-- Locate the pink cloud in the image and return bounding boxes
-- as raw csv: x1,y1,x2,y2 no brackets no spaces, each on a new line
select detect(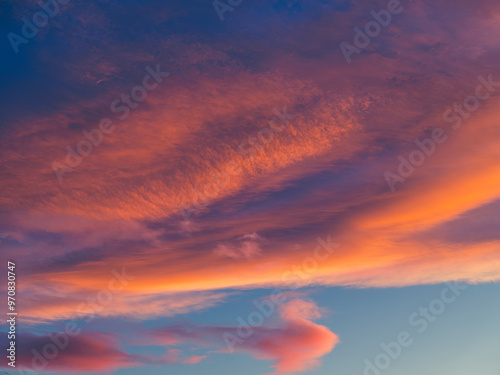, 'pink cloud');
149,298,339,374
15,332,179,374
182,355,207,364
241,299,339,374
